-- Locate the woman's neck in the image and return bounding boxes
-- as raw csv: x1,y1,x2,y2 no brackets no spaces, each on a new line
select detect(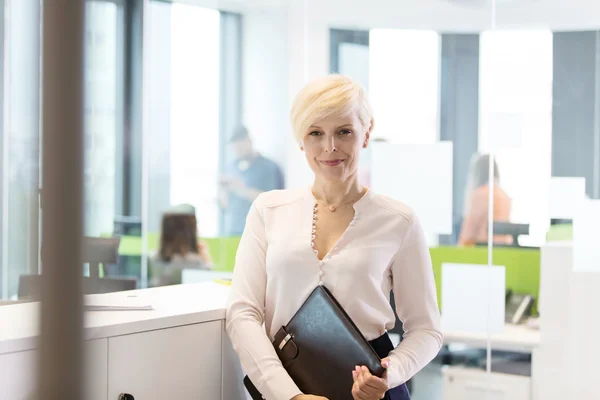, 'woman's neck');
312,176,364,206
